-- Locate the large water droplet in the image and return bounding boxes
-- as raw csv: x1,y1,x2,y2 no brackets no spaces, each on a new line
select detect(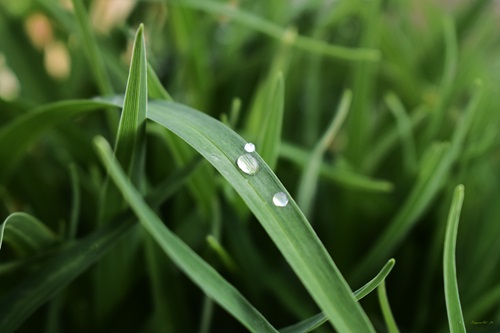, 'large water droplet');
237,154,260,175
272,192,288,207
244,142,256,153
